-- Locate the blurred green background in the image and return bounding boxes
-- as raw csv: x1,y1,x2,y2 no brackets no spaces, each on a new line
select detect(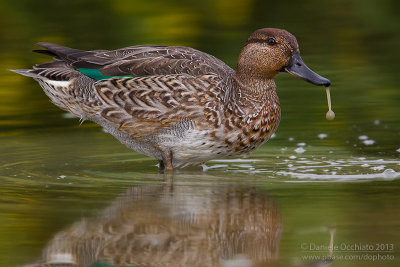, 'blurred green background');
0,0,400,266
